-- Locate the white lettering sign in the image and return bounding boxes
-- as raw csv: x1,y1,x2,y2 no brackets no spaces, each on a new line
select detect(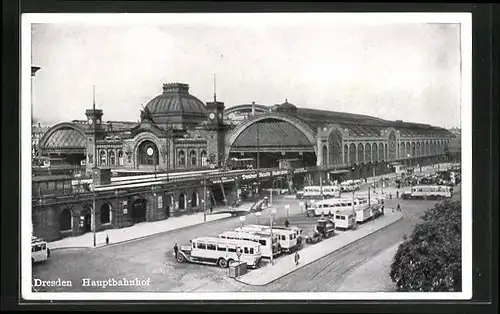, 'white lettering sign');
158,196,163,208
260,172,271,177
